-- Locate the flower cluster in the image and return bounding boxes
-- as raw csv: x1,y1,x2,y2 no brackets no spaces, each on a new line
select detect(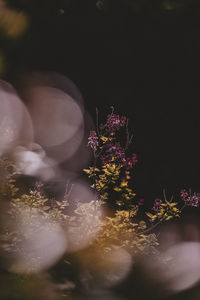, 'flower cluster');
85,107,137,207
106,113,126,131
152,198,162,211
88,130,99,150
101,142,125,164
124,153,138,169
146,199,180,222
146,189,199,224
180,189,200,207
1,108,200,300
